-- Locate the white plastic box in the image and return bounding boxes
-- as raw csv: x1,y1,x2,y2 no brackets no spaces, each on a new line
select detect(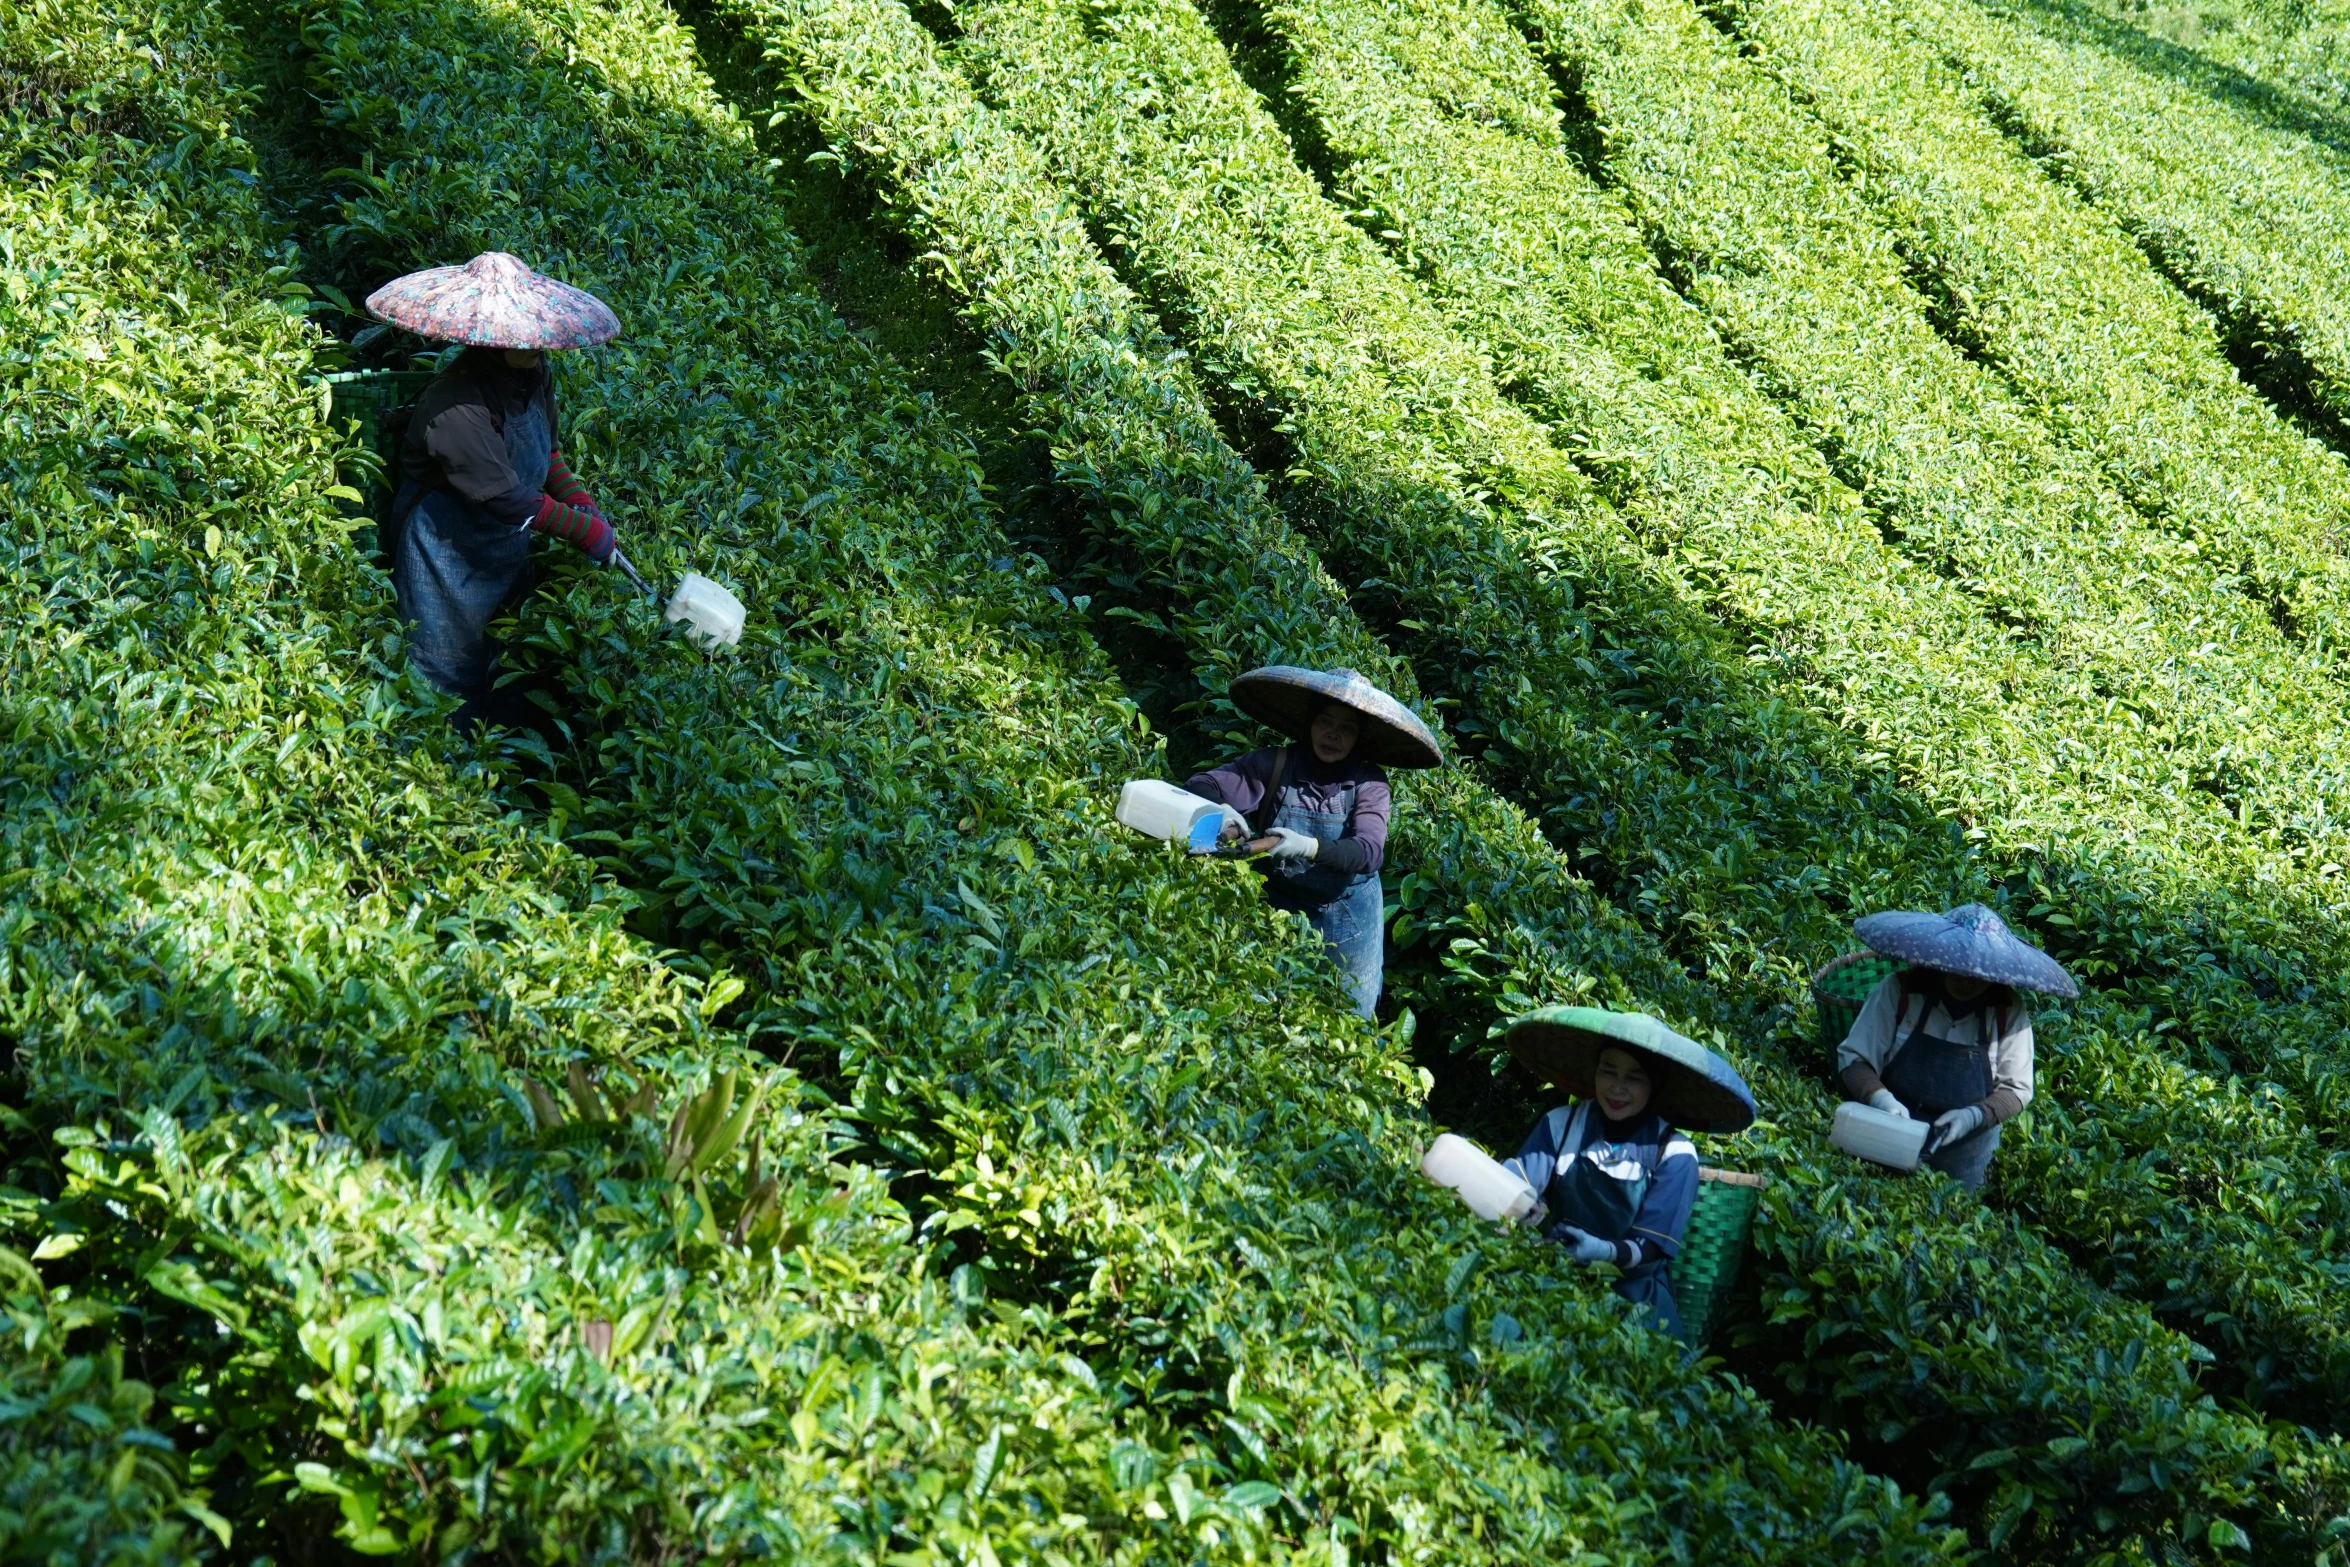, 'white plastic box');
665,573,745,650
1116,779,1244,851
1421,1133,1540,1222
1831,1100,1930,1172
